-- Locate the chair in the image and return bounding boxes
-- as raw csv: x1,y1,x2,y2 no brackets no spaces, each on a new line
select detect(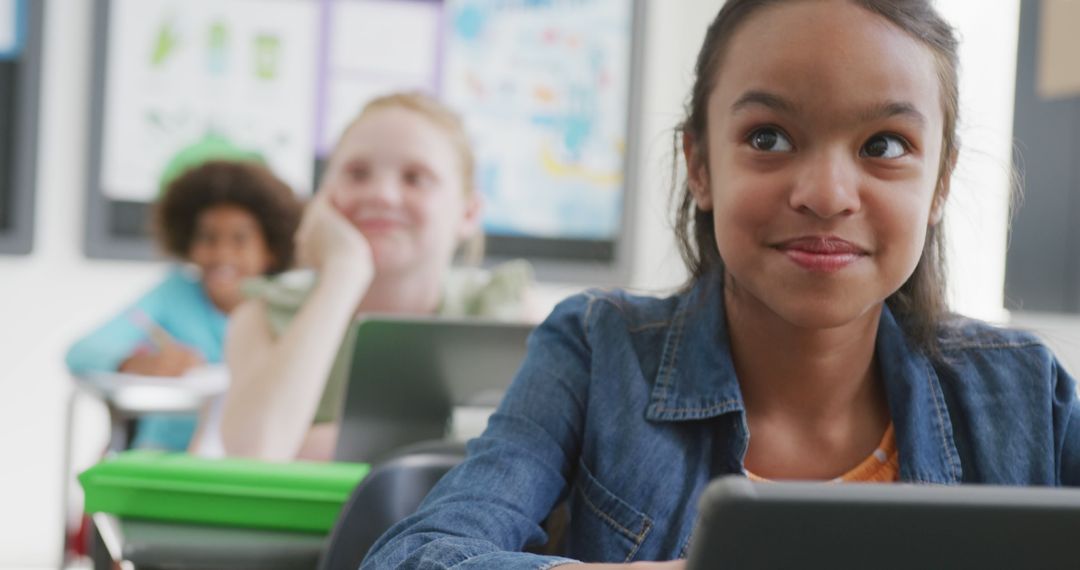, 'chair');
318,441,468,570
